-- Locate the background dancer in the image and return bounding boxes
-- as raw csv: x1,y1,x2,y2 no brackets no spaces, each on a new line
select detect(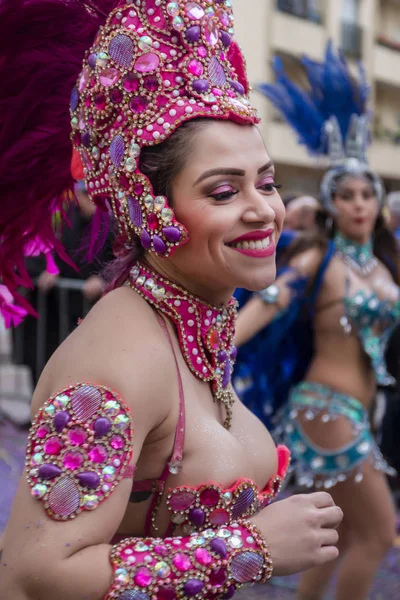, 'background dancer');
235,43,398,600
